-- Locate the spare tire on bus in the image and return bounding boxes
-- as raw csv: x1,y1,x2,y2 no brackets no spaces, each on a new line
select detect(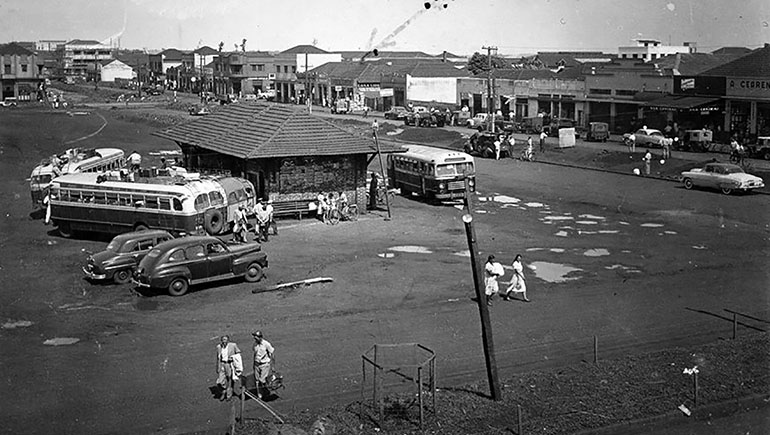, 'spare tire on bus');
203,209,224,235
